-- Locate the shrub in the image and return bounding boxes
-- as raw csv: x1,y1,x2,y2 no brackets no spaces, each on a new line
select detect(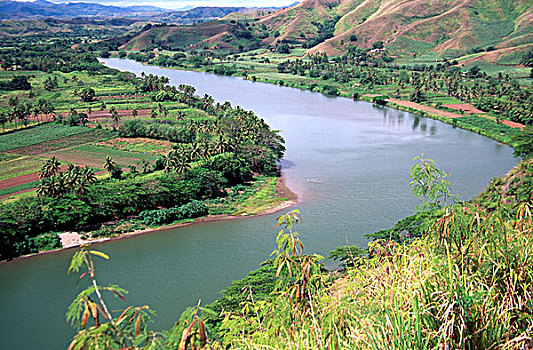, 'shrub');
139,200,208,226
